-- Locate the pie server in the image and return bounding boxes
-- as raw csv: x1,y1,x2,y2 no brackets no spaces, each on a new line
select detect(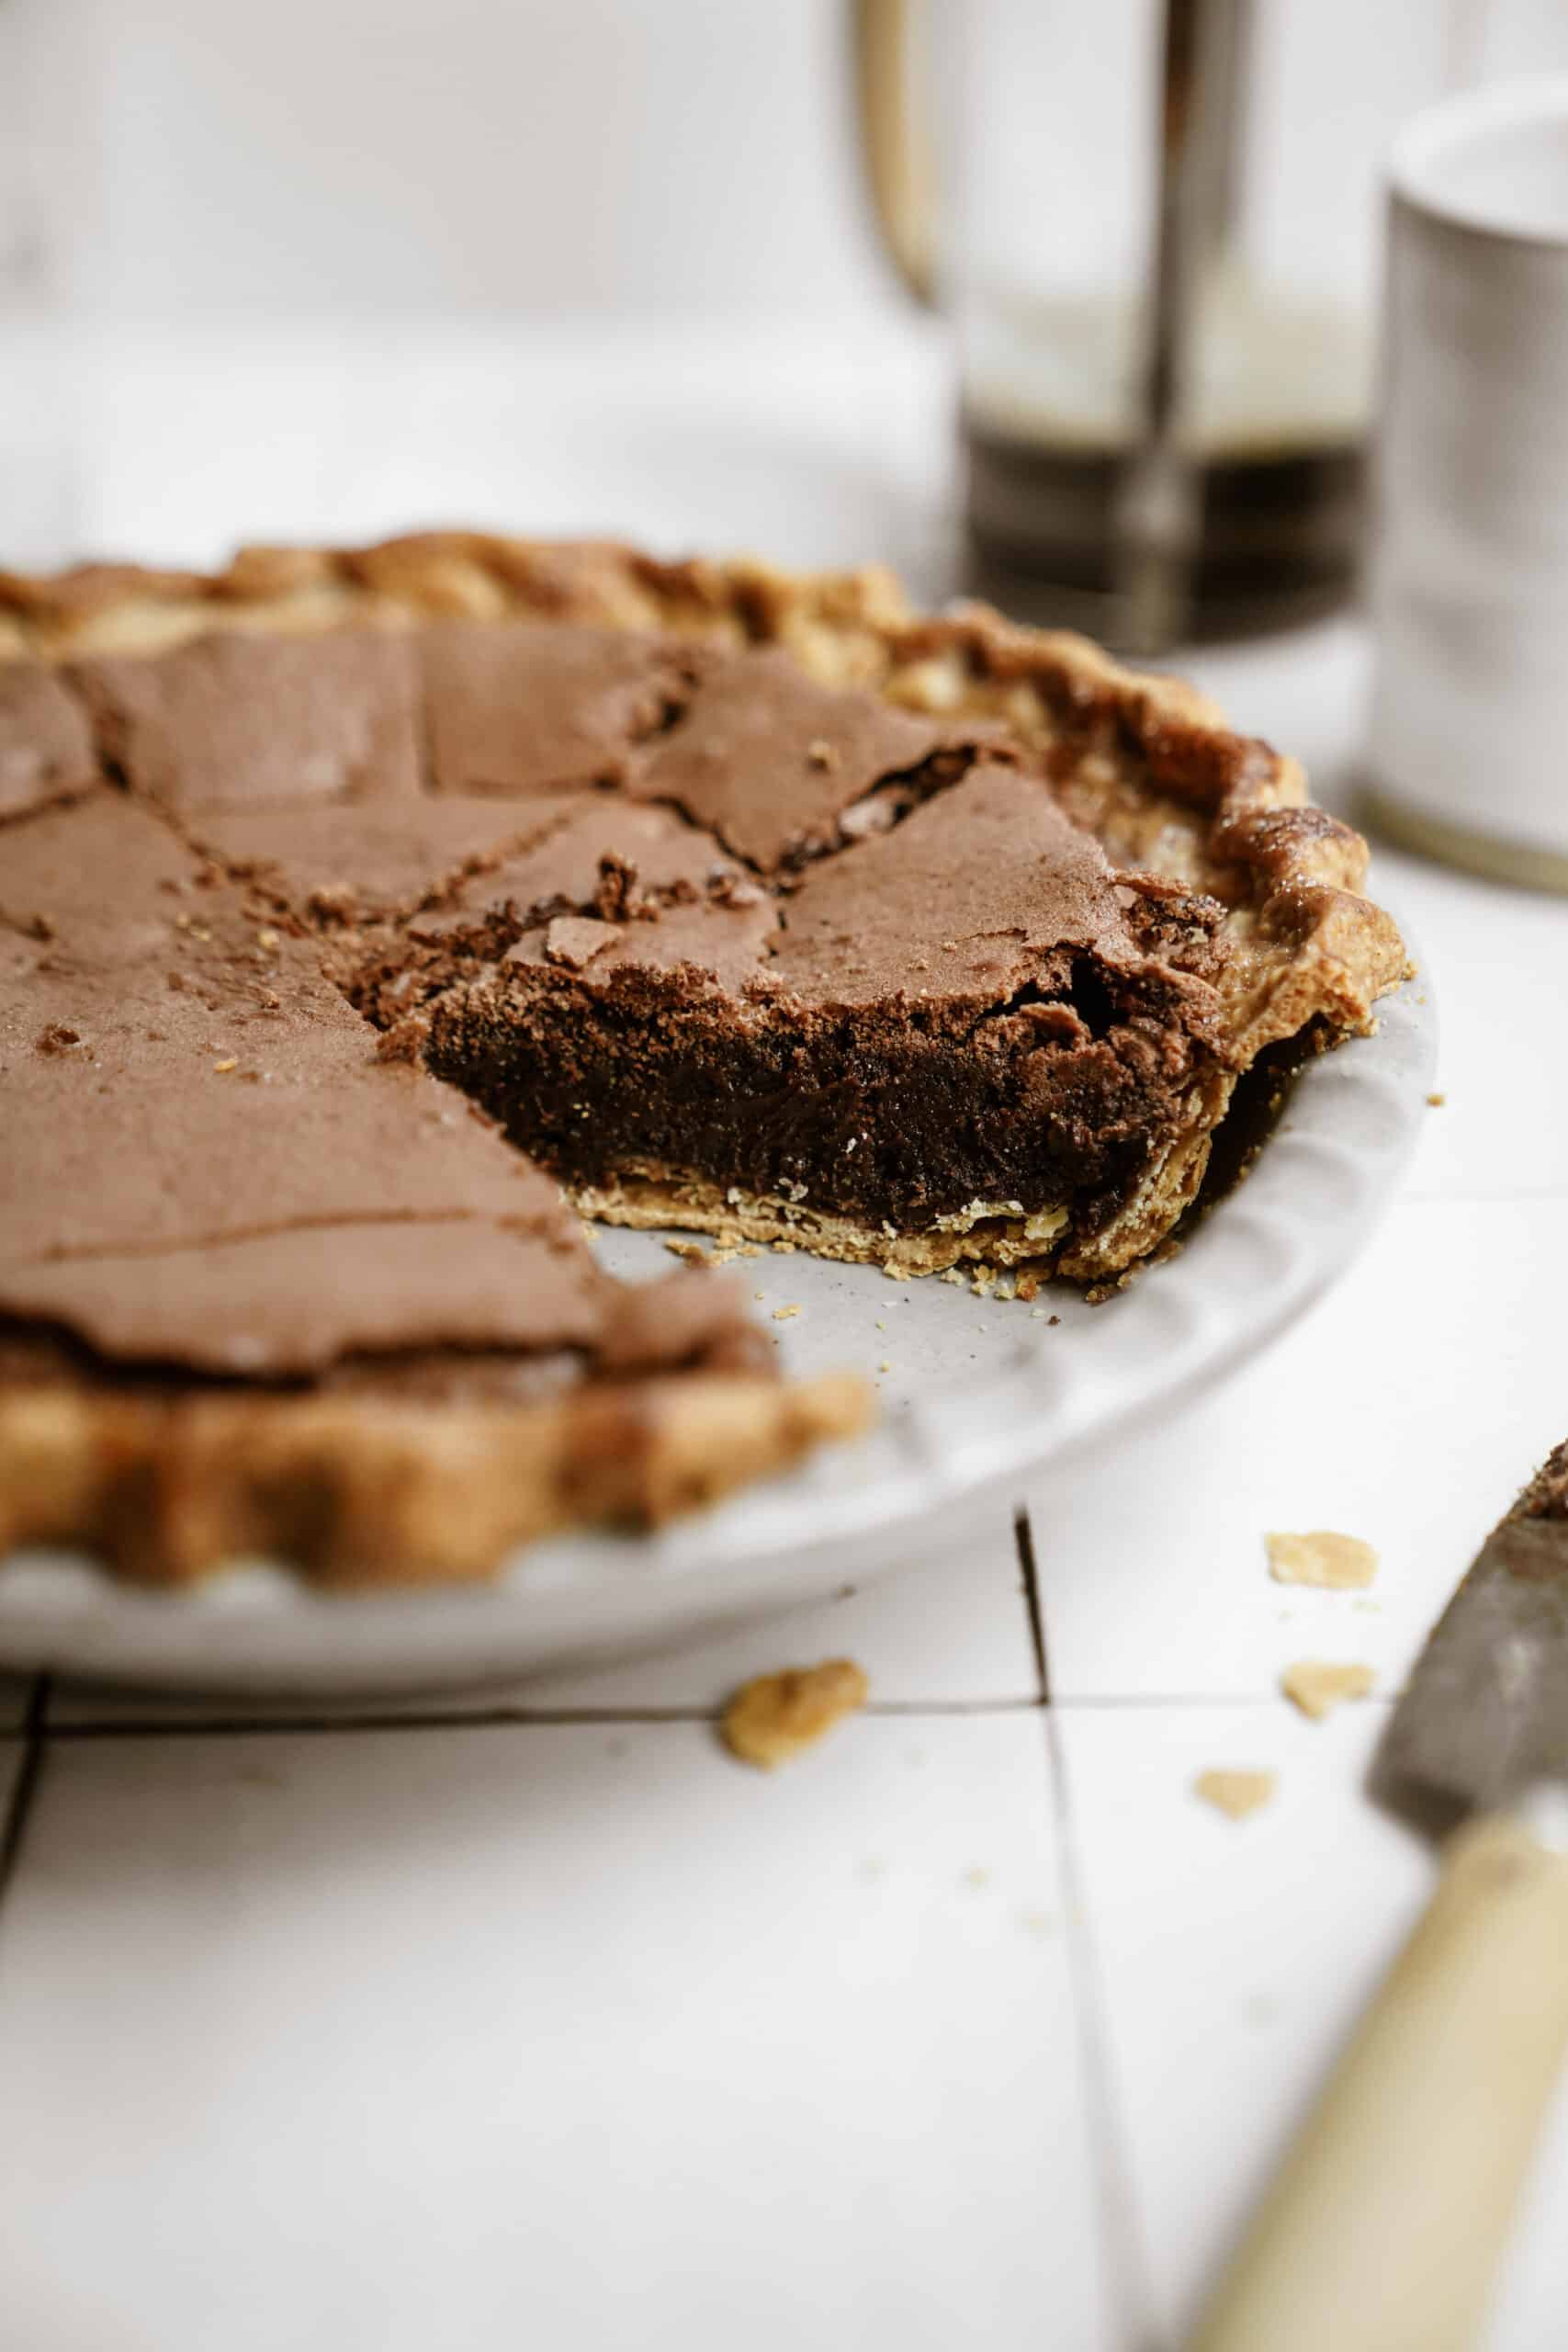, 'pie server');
1193,1442,1568,2352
